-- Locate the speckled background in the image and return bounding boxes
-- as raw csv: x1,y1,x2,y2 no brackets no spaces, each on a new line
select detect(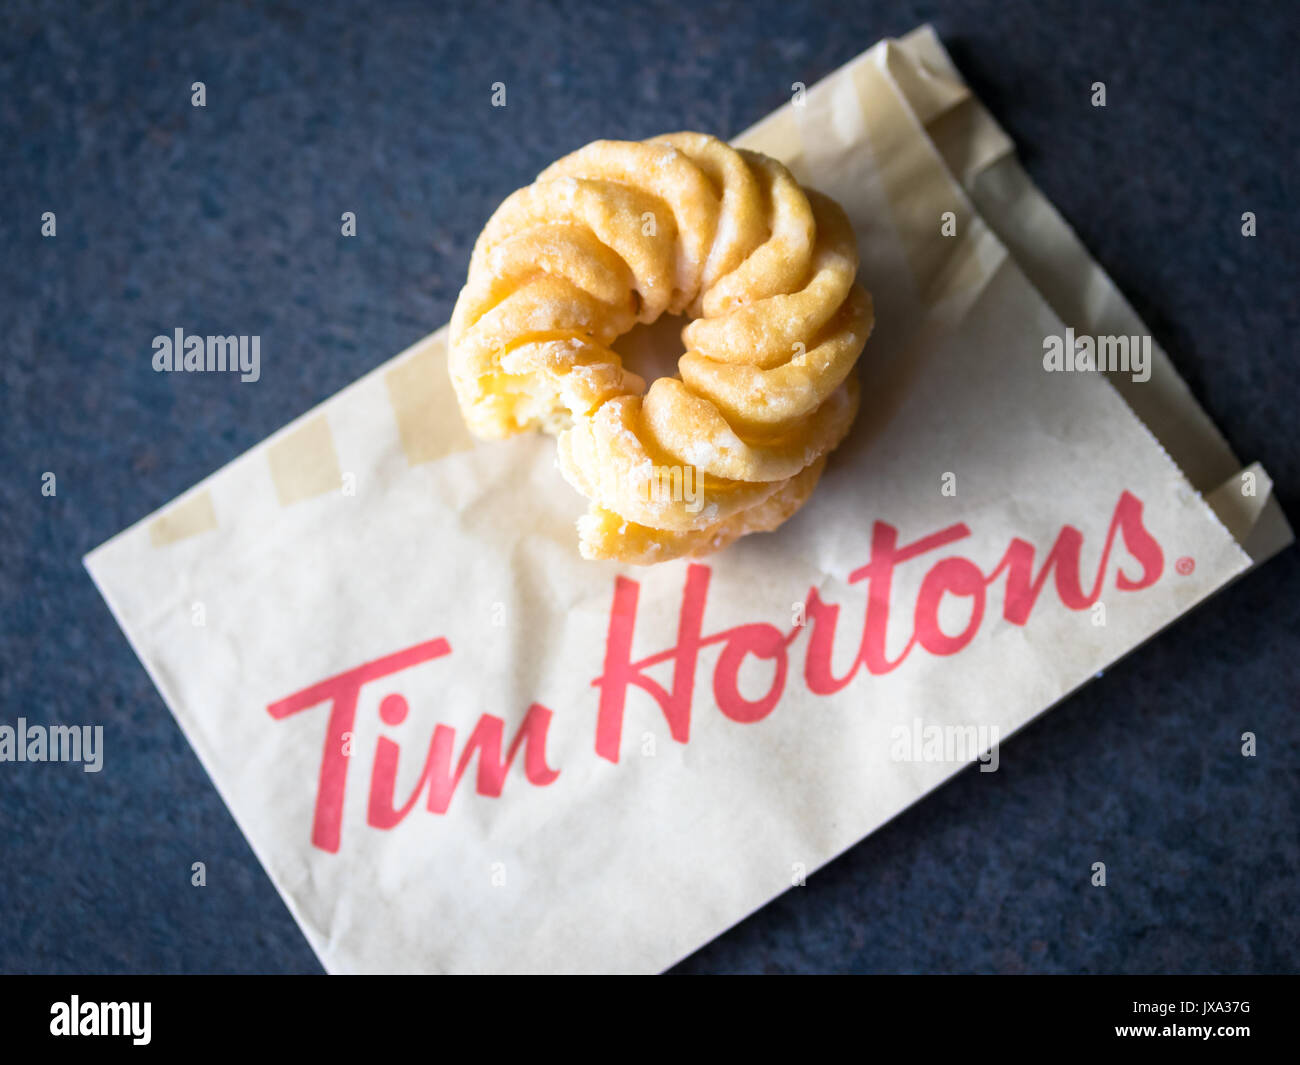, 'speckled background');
1,0,1296,974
